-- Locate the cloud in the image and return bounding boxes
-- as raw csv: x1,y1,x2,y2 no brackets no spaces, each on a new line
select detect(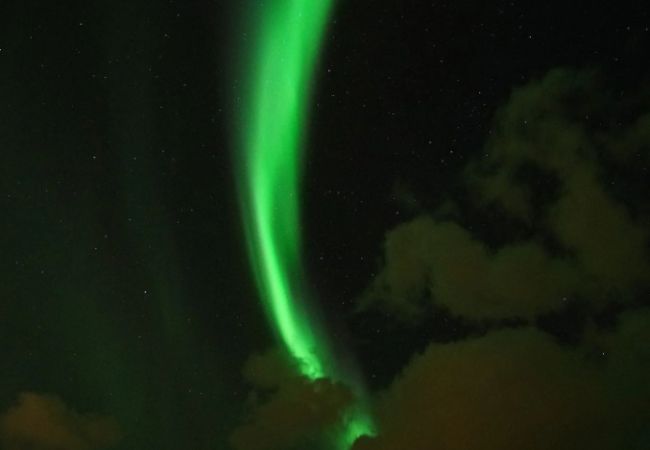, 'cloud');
352,309,650,450
359,68,650,320
241,348,302,389
466,68,597,200
230,349,355,450
548,165,650,292
0,392,121,450
360,217,580,319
